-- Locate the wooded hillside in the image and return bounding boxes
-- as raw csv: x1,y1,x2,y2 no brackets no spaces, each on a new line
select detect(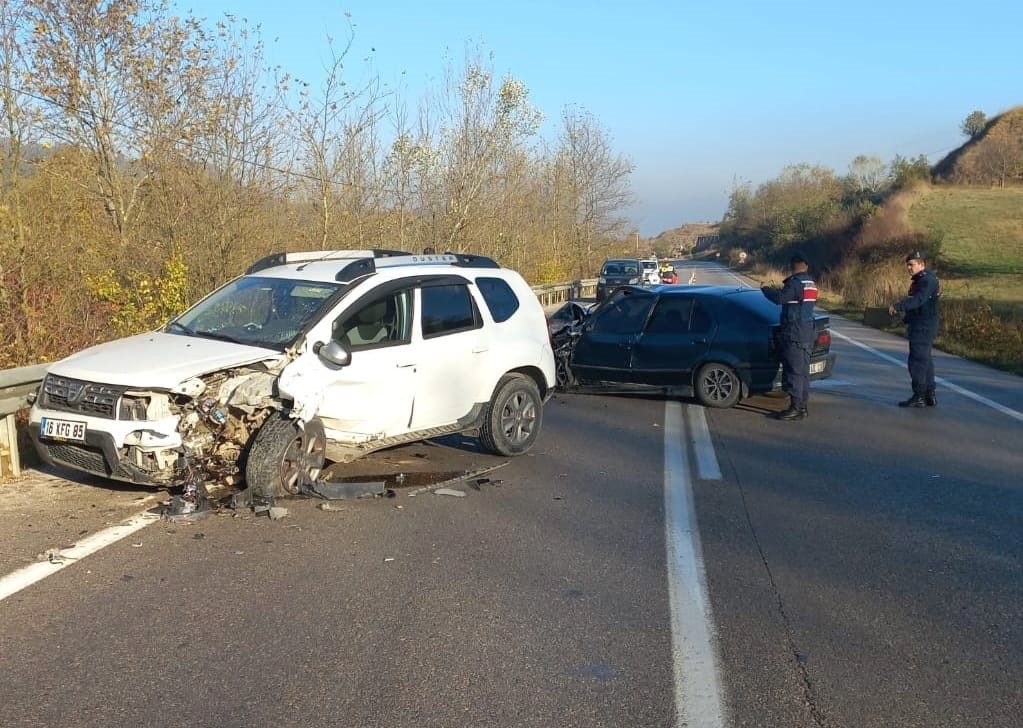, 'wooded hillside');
0,0,635,368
